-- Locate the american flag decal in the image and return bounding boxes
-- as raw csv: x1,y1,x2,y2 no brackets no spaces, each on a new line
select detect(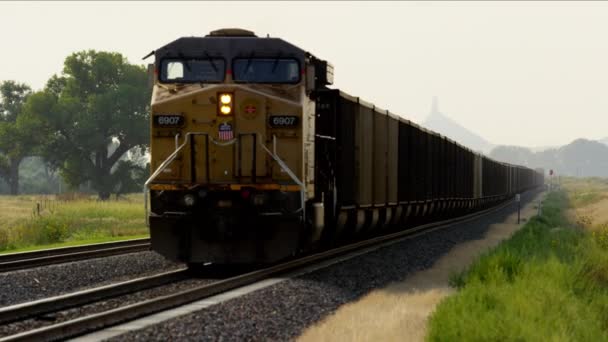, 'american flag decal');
218,122,234,141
